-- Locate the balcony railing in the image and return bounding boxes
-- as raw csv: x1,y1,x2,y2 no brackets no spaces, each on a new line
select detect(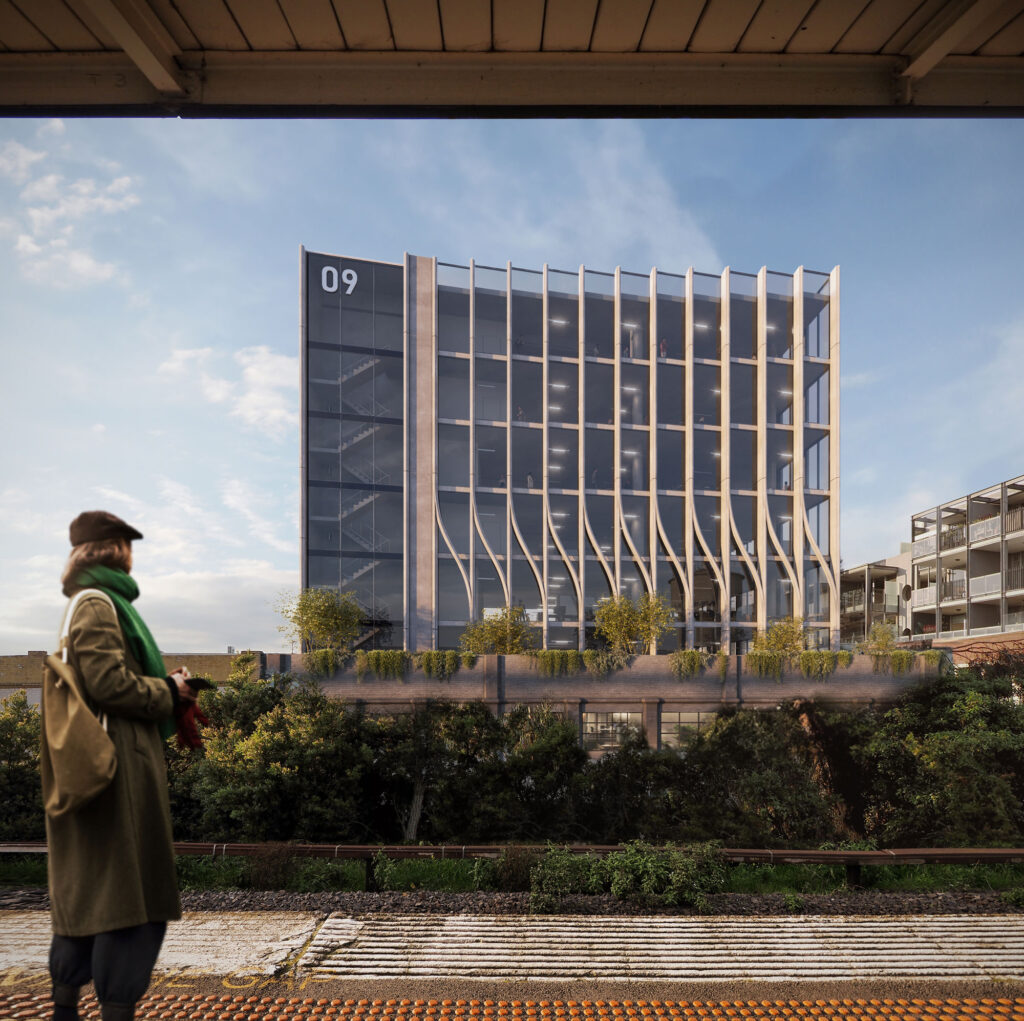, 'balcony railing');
939,524,967,552
1007,609,1024,627
1007,506,1024,534
970,572,1001,598
969,624,1003,637
938,628,967,640
1008,563,1024,592
969,515,1001,542
911,585,936,607
940,578,966,602
912,534,936,559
